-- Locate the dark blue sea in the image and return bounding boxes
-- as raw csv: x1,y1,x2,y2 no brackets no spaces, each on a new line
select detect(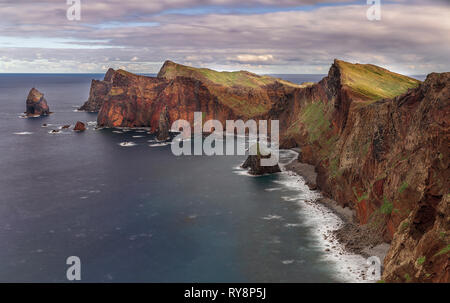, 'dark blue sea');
0,73,394,282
